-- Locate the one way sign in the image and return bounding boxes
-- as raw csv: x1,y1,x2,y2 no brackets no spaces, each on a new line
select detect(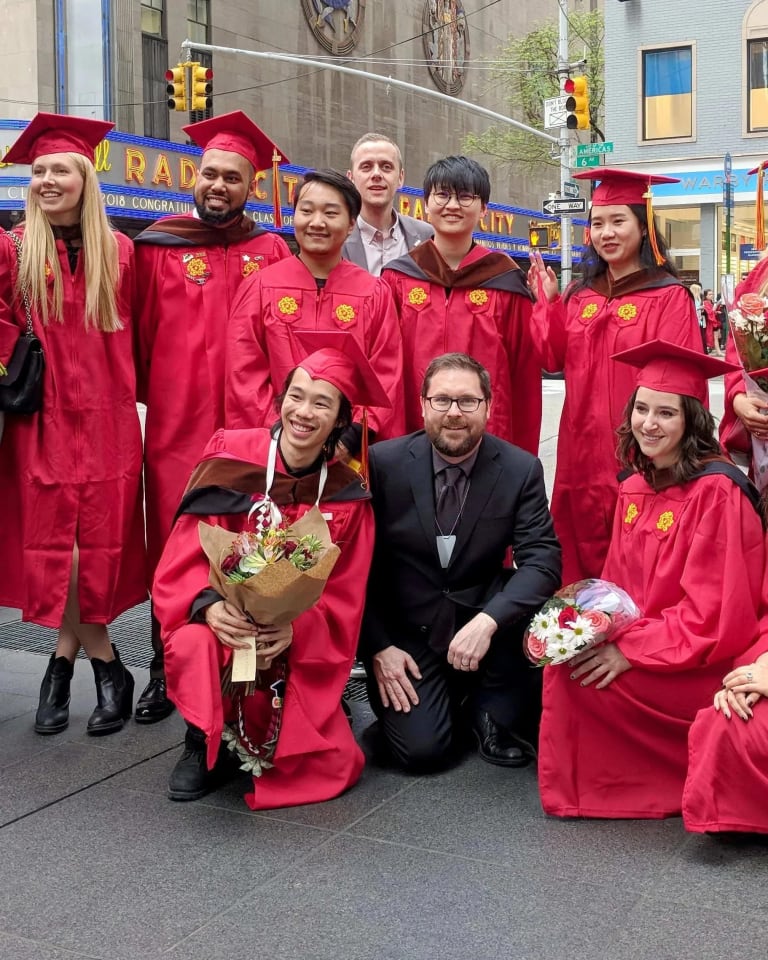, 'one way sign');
541,198,587,215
